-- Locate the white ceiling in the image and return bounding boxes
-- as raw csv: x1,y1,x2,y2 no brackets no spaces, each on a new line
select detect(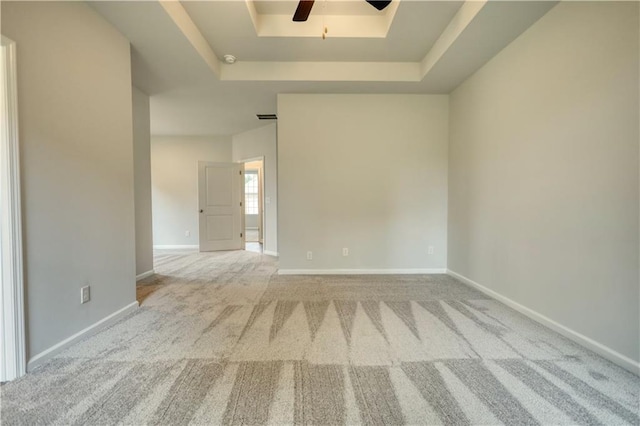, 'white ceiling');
183,1,463,62
89,0,557,136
